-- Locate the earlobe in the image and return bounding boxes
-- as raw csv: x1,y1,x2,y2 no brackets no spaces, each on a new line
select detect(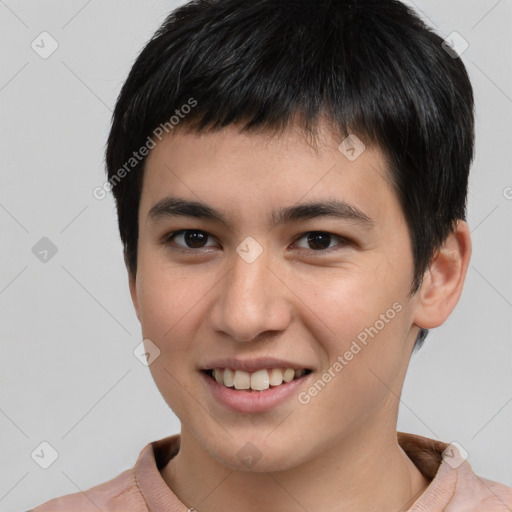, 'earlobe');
413,220,472,329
